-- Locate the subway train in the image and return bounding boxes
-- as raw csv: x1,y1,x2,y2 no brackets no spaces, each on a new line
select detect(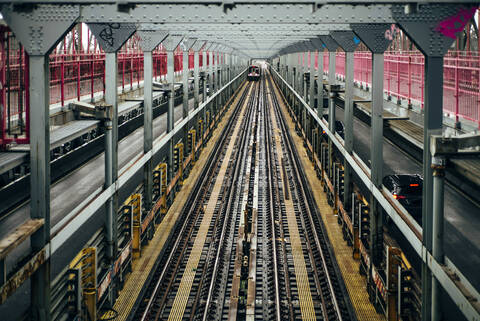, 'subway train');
247,64,261,81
